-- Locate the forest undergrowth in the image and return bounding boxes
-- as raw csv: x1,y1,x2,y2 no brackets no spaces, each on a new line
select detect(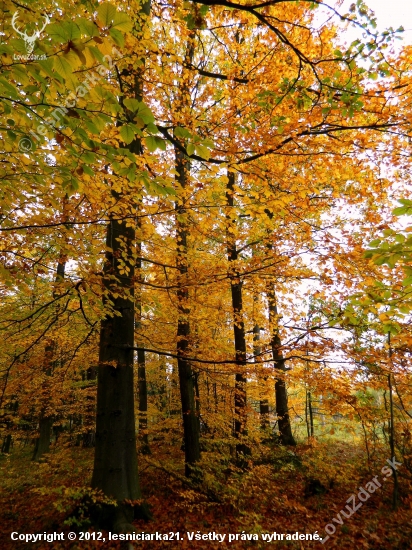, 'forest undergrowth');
1,439,411,550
